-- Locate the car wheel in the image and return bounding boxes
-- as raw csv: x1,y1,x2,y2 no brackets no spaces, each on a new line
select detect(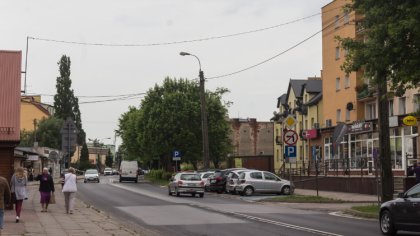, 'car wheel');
199,193,204,198
380,210,396,235
176,188,180,197
244,186,254,196
282,186,291,195
168,187,172,196
97,180,100,183
135,179,138,183
192,193,196,197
